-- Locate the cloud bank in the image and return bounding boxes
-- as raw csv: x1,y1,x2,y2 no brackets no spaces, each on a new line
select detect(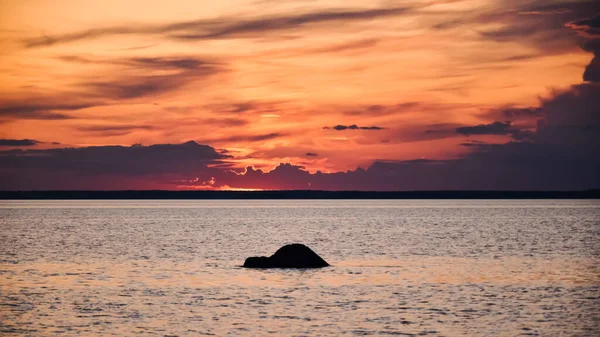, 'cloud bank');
2,79,598,192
